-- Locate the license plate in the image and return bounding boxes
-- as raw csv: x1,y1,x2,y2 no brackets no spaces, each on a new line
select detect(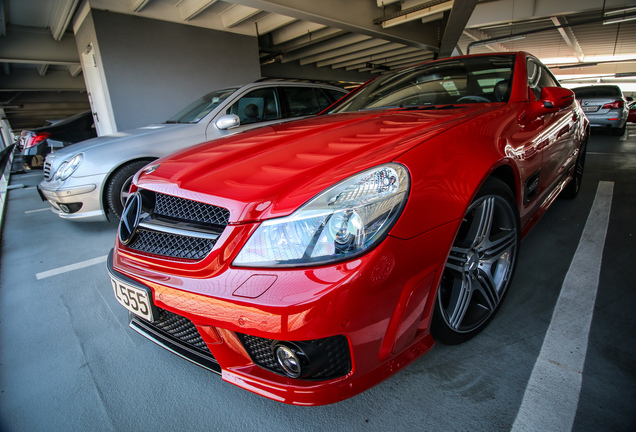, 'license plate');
582,105,599,112
111,276,154,322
